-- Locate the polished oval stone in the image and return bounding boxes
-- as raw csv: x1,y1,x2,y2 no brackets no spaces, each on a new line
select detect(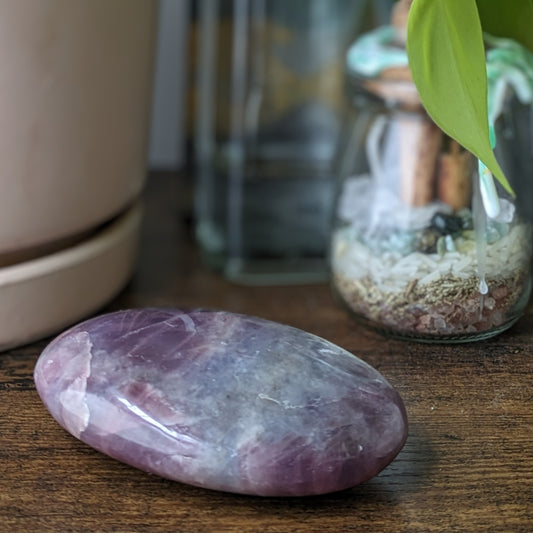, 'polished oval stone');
34,308,408,496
